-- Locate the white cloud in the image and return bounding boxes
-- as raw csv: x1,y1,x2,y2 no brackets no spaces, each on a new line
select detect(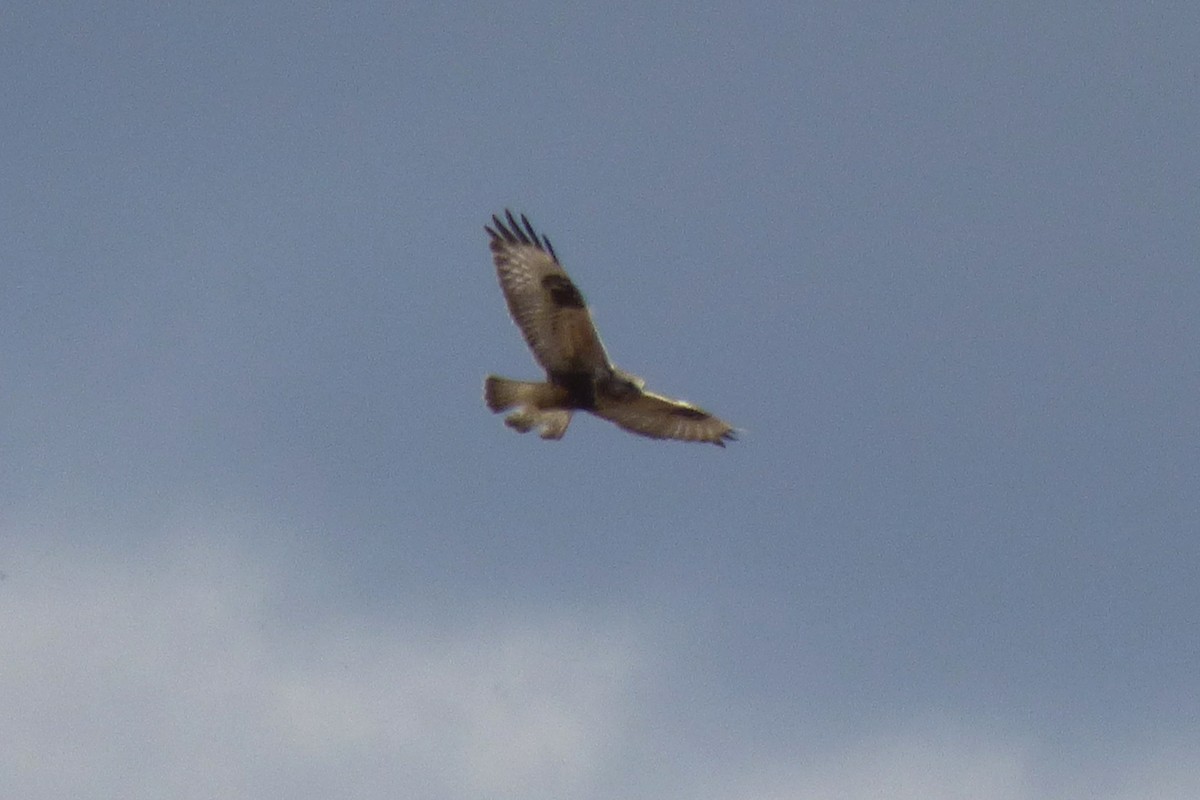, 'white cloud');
720,720,1031,800
0,521,643,800
1073,739,1200,800
718,719,1200,800
2,517,1197,800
